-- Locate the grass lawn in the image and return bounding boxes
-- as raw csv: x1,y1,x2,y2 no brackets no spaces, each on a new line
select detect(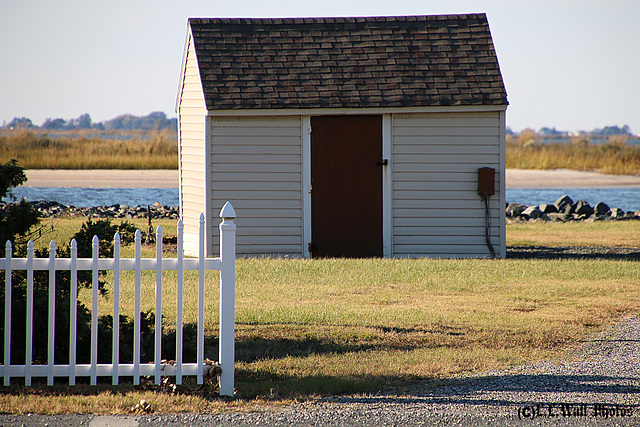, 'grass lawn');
1,218,639,413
